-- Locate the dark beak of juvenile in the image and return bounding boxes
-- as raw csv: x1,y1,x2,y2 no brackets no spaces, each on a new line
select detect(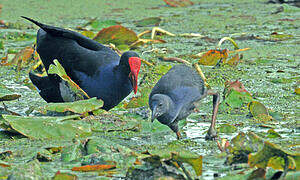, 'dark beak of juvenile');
151,107,157,122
